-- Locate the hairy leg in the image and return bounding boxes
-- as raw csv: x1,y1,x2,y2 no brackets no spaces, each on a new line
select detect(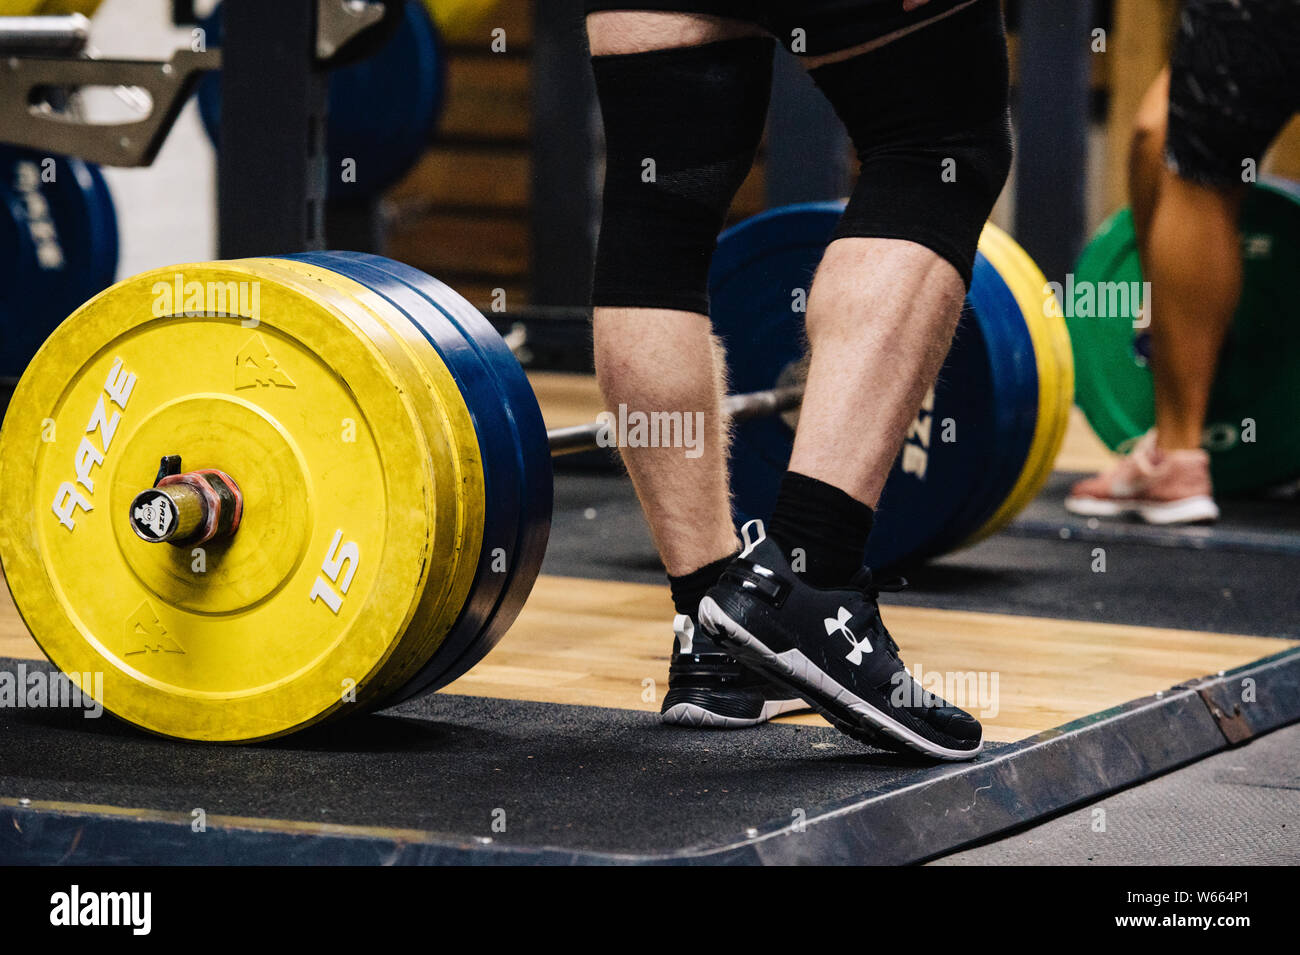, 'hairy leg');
593,311,737,574
586,9,762,55
1146,172,1245,451
587,11,763,575
789,239,967,505
787,0,1007,507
